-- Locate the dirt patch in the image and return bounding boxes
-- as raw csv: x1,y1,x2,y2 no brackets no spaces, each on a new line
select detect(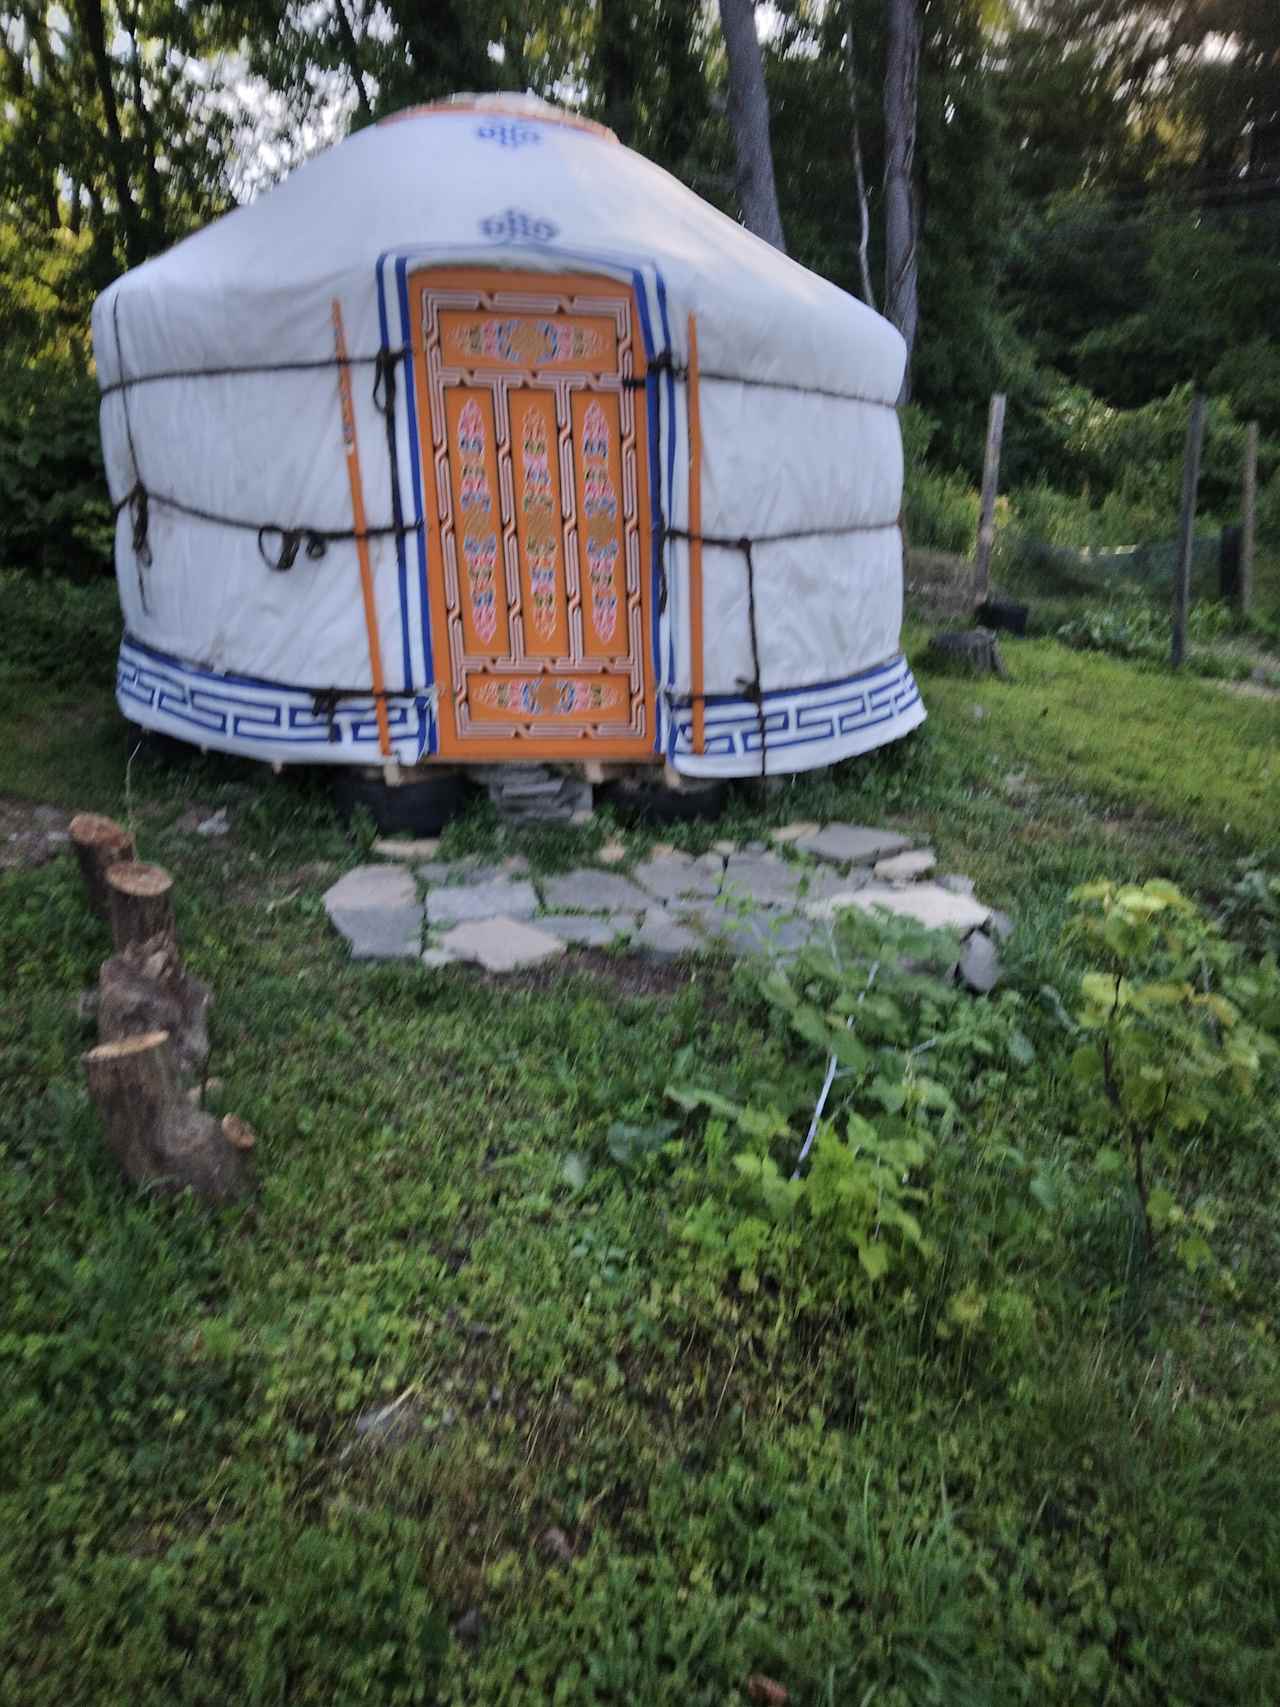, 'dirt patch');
0,796,71,871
